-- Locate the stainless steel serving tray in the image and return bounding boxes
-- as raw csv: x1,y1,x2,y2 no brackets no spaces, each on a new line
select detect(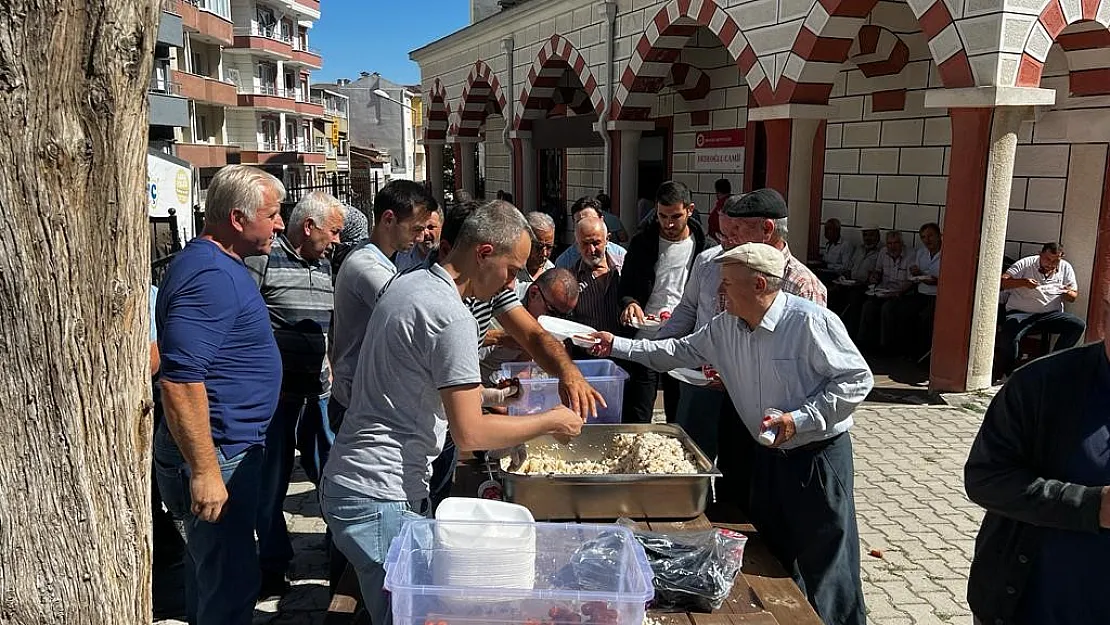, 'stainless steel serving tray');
497,423,722,520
